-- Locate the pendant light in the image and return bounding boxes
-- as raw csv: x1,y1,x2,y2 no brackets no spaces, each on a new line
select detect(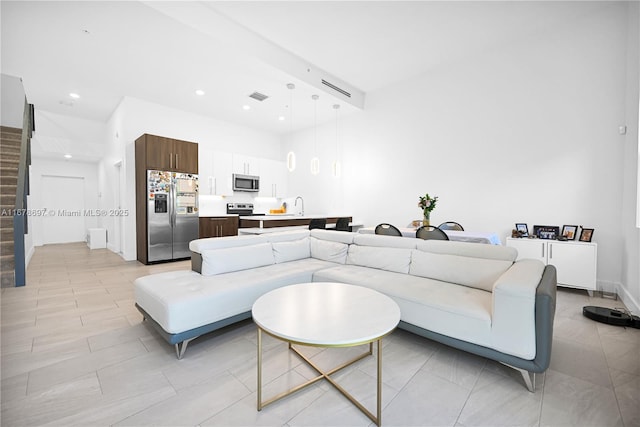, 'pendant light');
332,104,341,177
286,83,296,172
310,94,320,175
